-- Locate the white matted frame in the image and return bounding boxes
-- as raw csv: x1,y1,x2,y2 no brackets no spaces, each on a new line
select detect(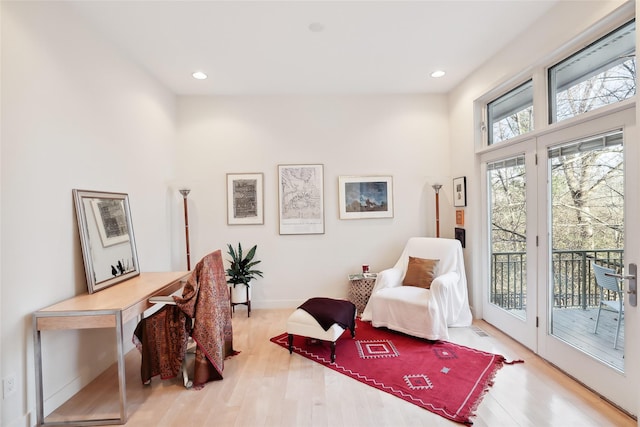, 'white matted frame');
90,199,131,247
453,176,467,207
339,175,394,219
278,164,324,234
227,173,264,225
